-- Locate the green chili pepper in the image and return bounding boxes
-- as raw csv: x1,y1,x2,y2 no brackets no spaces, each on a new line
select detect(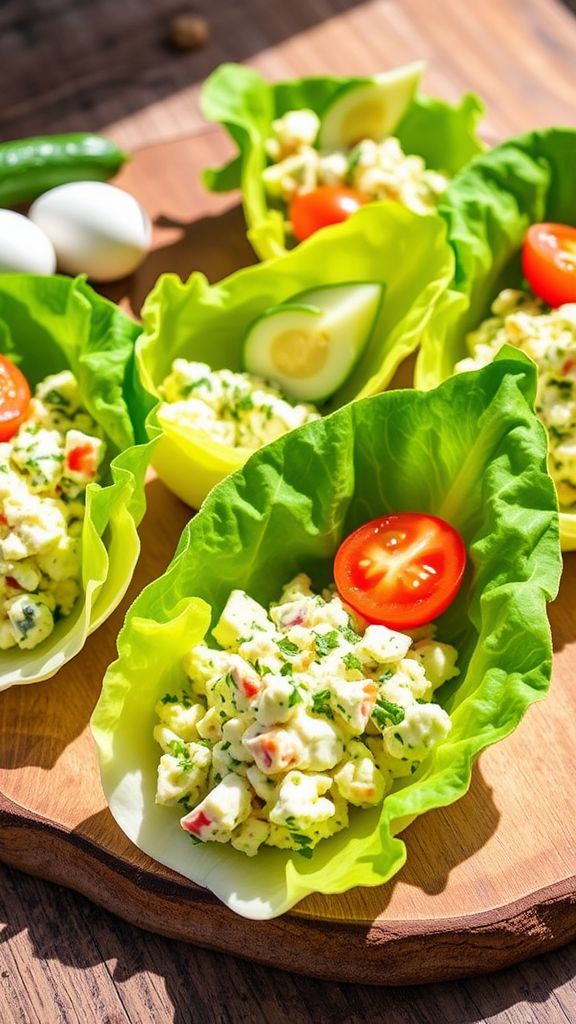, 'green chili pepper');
0,133,129,206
